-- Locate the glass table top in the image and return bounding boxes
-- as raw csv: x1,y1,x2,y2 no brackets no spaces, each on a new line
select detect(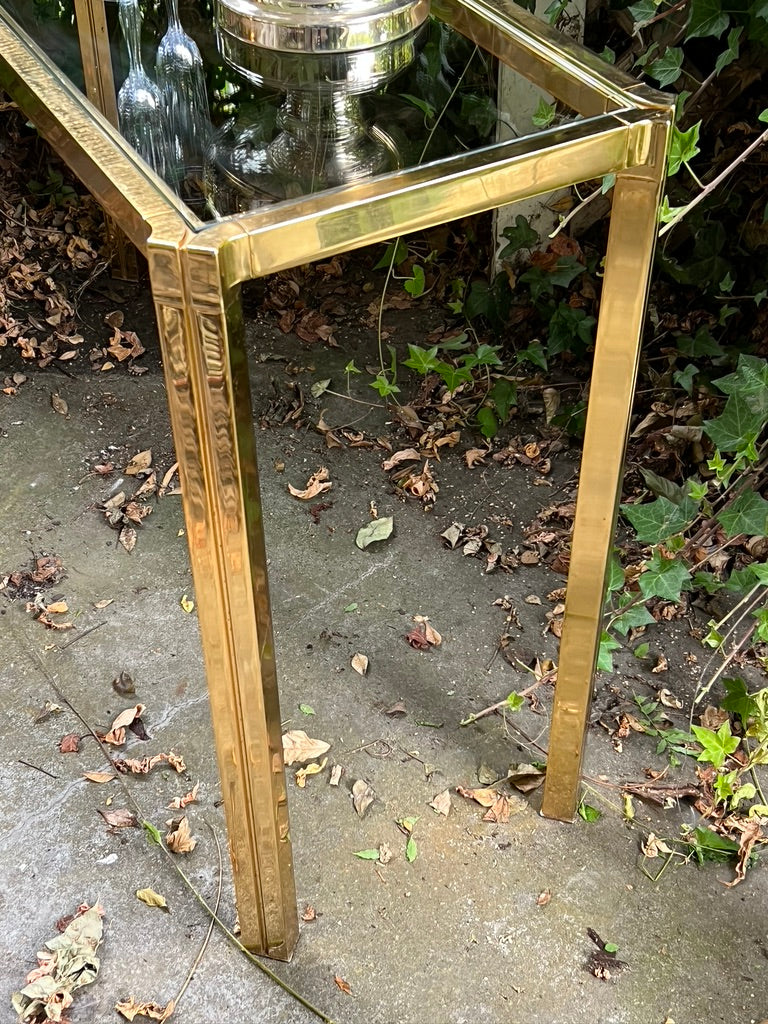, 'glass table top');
0,0,593,221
